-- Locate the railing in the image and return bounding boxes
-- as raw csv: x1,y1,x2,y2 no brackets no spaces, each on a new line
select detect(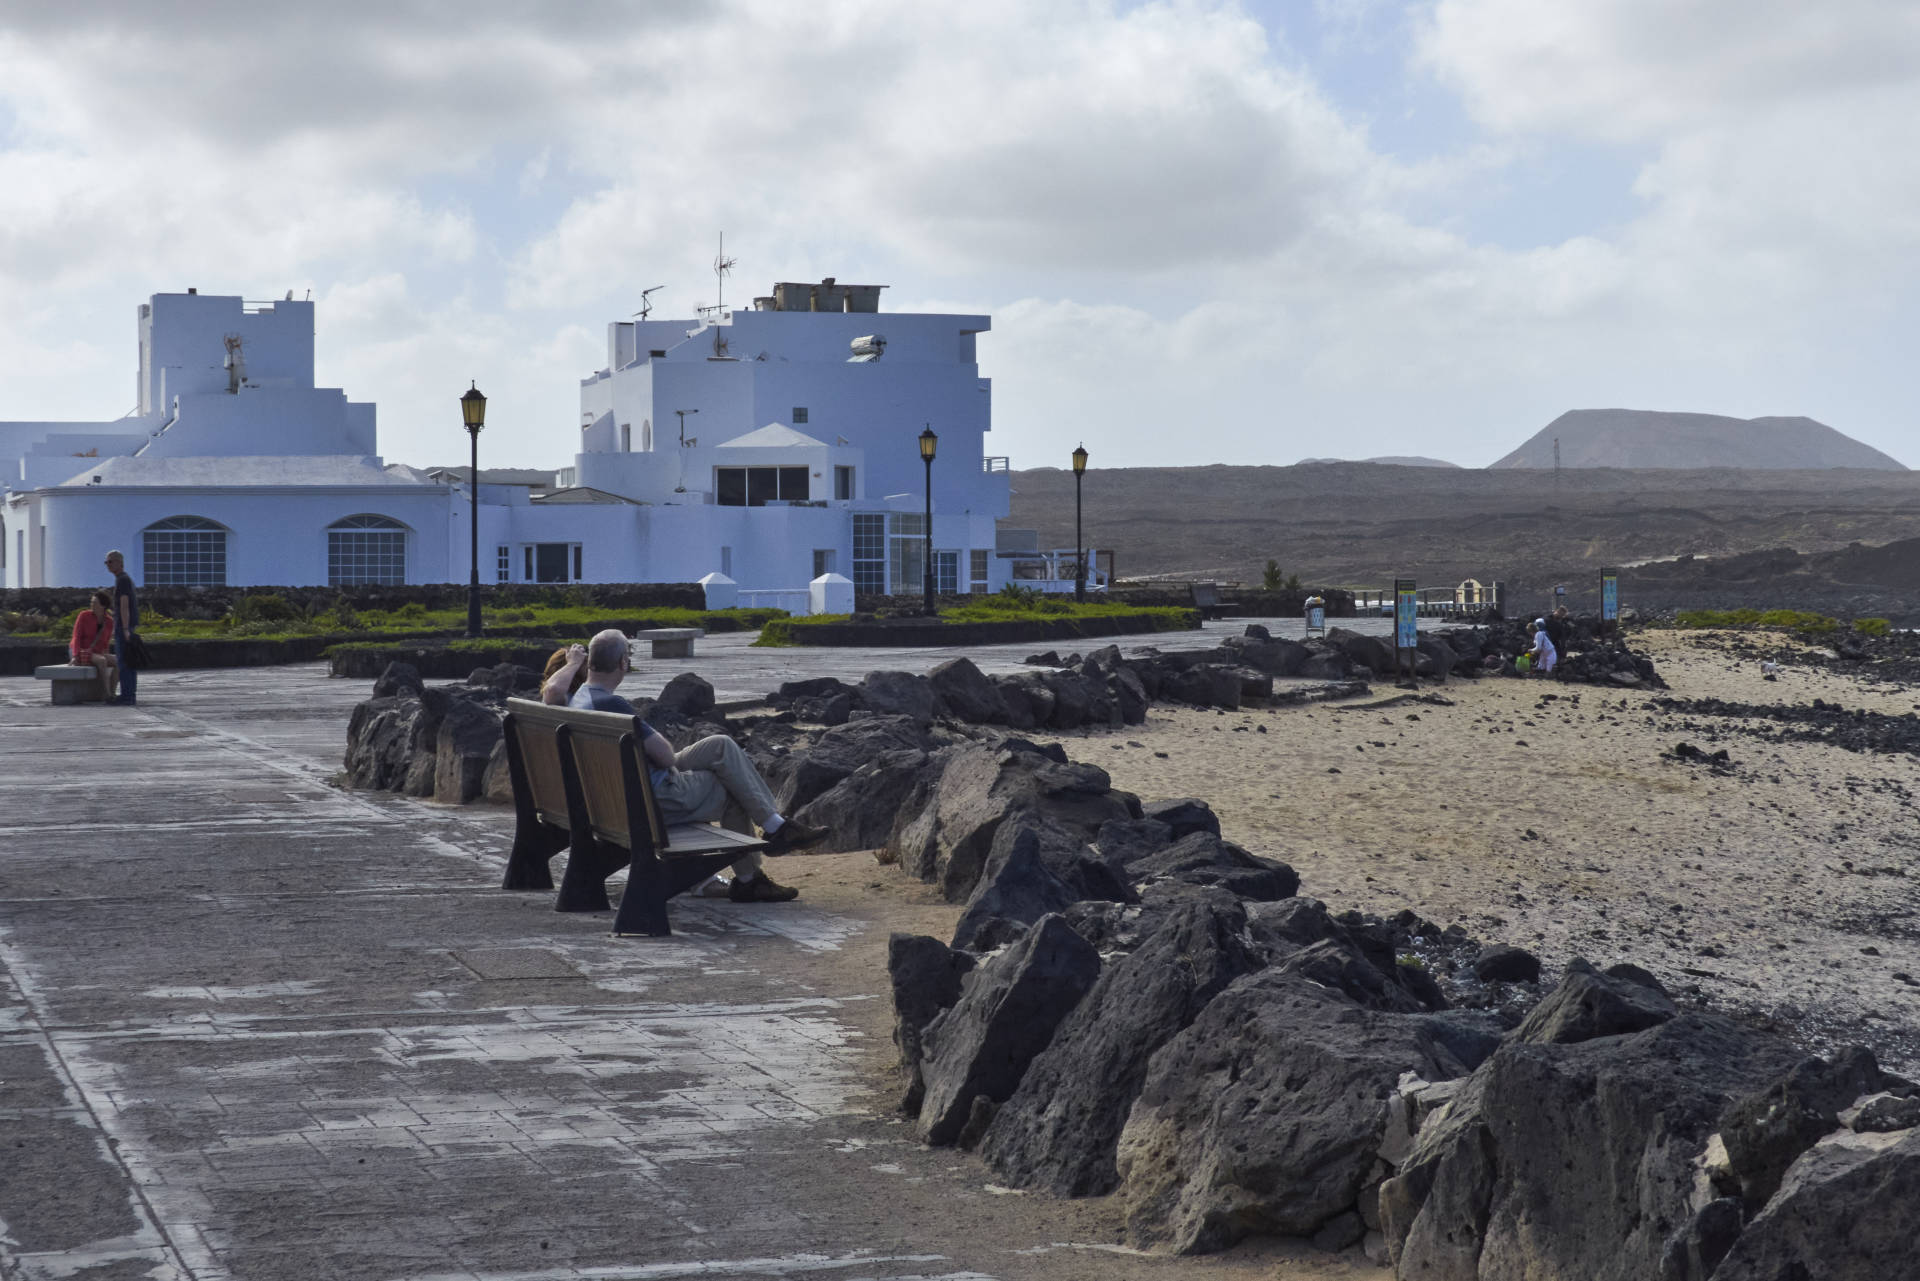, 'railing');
982,456,1010,473
737,587,812,615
